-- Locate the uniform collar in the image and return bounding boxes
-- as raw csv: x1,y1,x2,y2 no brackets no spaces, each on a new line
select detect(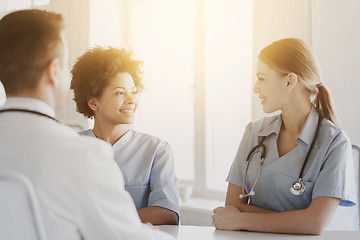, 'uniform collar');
257,105,320,146
257,114,282,137
90,129,133,150
1,97,55,118
112,130,132,151
297,106,320,146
